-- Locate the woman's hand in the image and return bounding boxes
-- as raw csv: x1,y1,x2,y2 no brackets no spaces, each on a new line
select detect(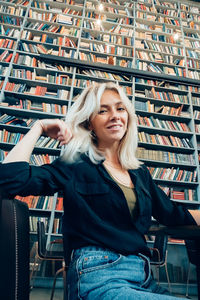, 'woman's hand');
39,119,72,146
